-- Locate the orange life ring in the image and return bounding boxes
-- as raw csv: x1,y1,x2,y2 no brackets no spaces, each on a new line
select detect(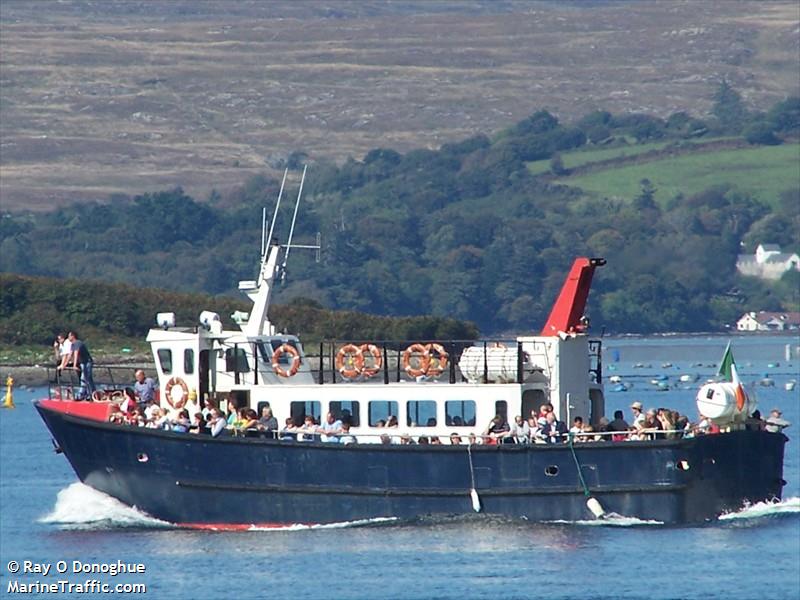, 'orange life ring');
272,344,301,378
336,344,364,379
164,376,189,408
425,343,449,377
359,343,383,379
402,343,431,378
